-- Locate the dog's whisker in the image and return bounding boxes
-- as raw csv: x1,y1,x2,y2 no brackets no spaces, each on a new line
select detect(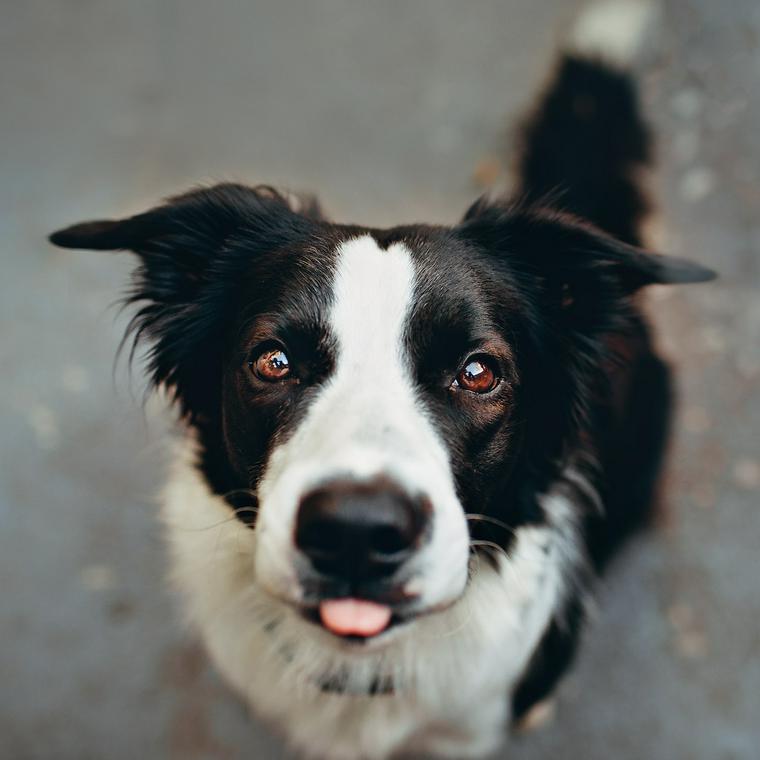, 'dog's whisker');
179,508,258,533
465,513,516,536
179,515,239,532
468,538,510,562
233,506,259,516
